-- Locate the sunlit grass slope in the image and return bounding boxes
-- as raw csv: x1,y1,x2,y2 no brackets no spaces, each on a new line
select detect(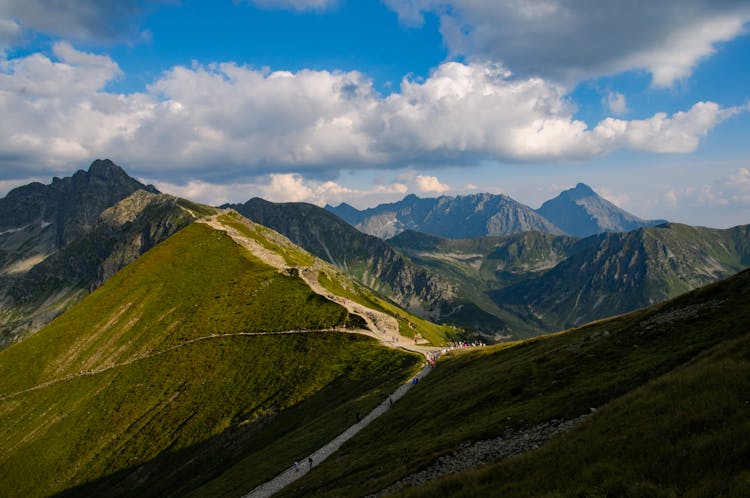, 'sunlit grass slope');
0,222,421,497
219,209,455,345
281,269,750,497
